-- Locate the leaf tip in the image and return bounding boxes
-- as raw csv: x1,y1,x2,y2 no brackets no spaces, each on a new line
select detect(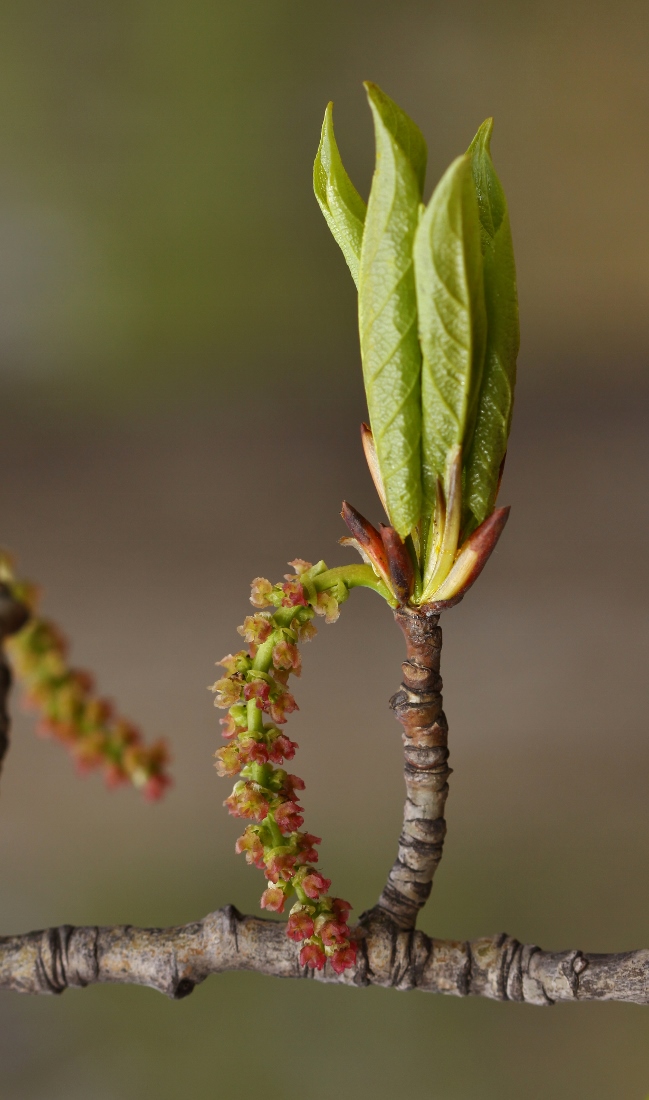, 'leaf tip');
315,102,338,190
468,117,494,155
